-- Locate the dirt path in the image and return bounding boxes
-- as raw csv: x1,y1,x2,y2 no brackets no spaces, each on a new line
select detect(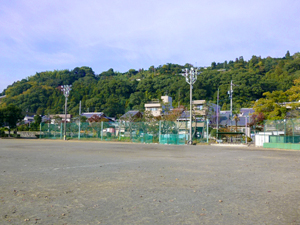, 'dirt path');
0,139,299,224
